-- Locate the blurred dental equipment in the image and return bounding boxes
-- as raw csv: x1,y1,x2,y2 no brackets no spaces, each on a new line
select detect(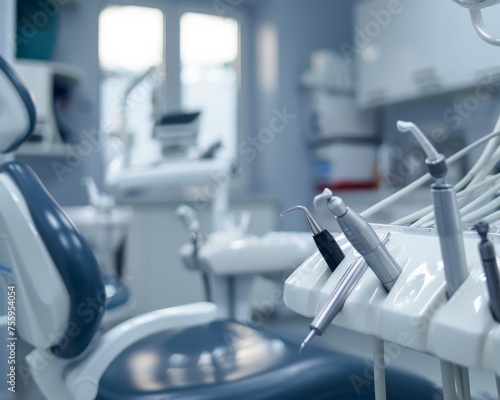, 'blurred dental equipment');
153,111,201,158
315,189,401,291
176,205,211,301
177,205,317,320
280,205,345,273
